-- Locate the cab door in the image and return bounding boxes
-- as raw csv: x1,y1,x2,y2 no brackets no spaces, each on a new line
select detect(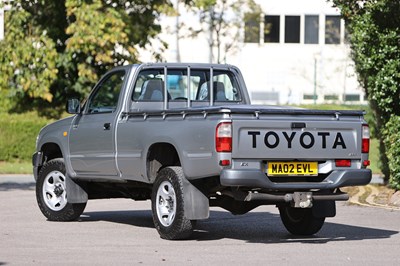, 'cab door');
69,70,126,177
